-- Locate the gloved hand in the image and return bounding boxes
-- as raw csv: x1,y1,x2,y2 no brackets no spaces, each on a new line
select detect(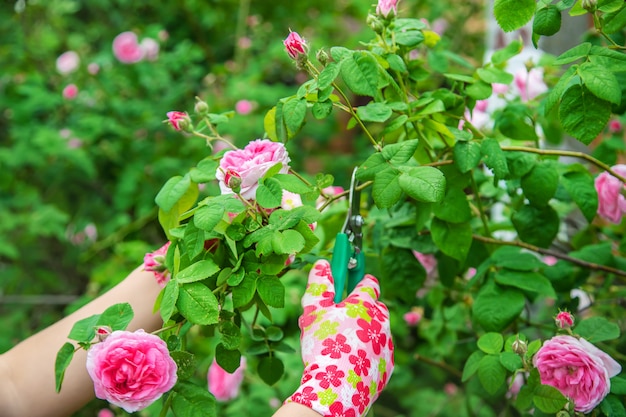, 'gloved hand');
286,260,394,417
